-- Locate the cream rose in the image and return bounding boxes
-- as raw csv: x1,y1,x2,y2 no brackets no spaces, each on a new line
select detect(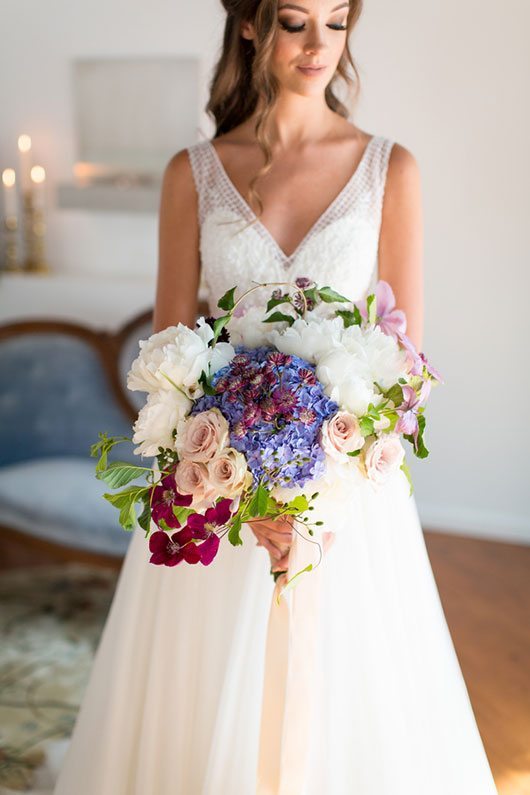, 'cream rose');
174,459,218,508
175,408,230,463
363,433,405,486
207,448,252,498
320,410,365,462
